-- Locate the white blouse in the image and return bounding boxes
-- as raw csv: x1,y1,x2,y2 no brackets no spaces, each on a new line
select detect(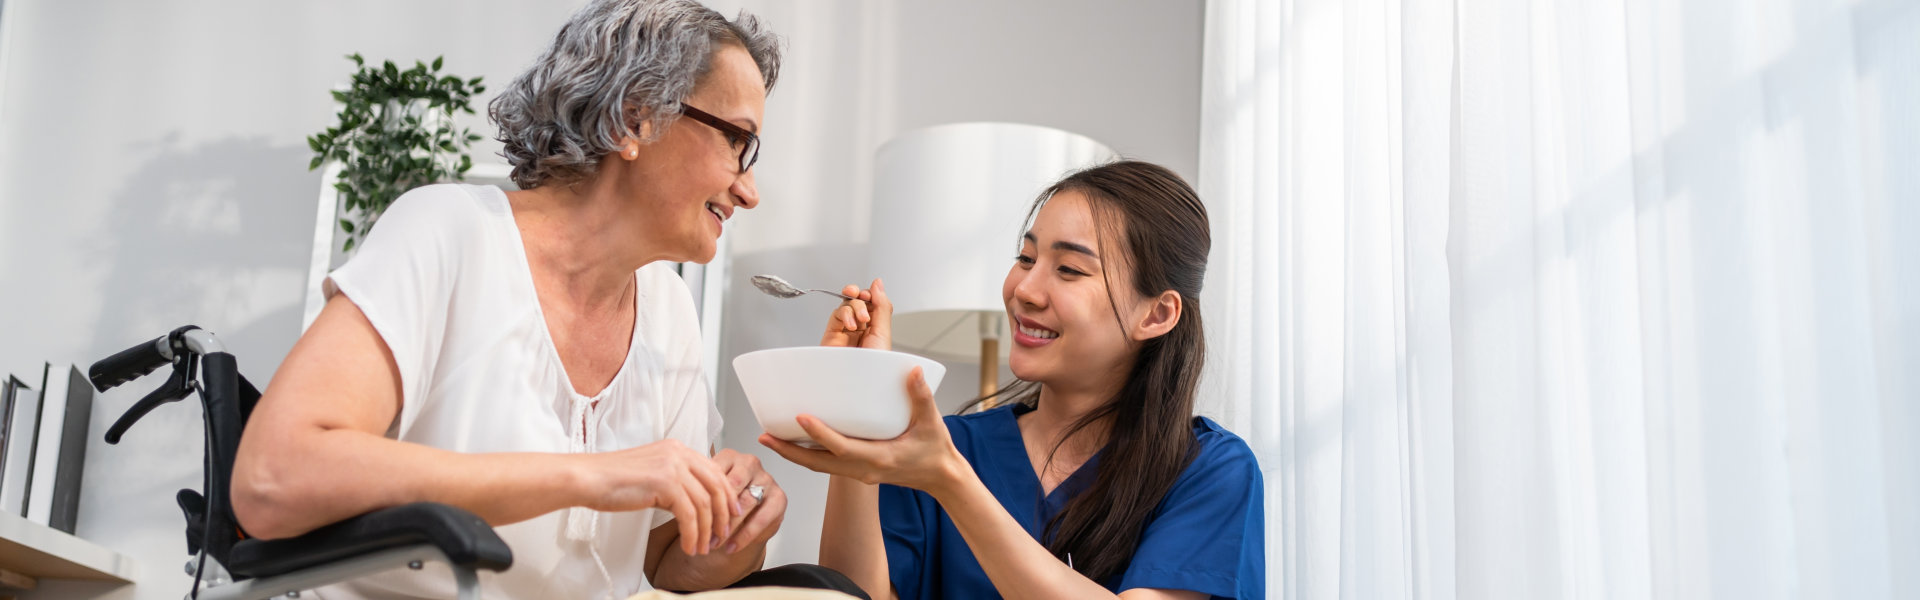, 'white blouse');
312,184,719,599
